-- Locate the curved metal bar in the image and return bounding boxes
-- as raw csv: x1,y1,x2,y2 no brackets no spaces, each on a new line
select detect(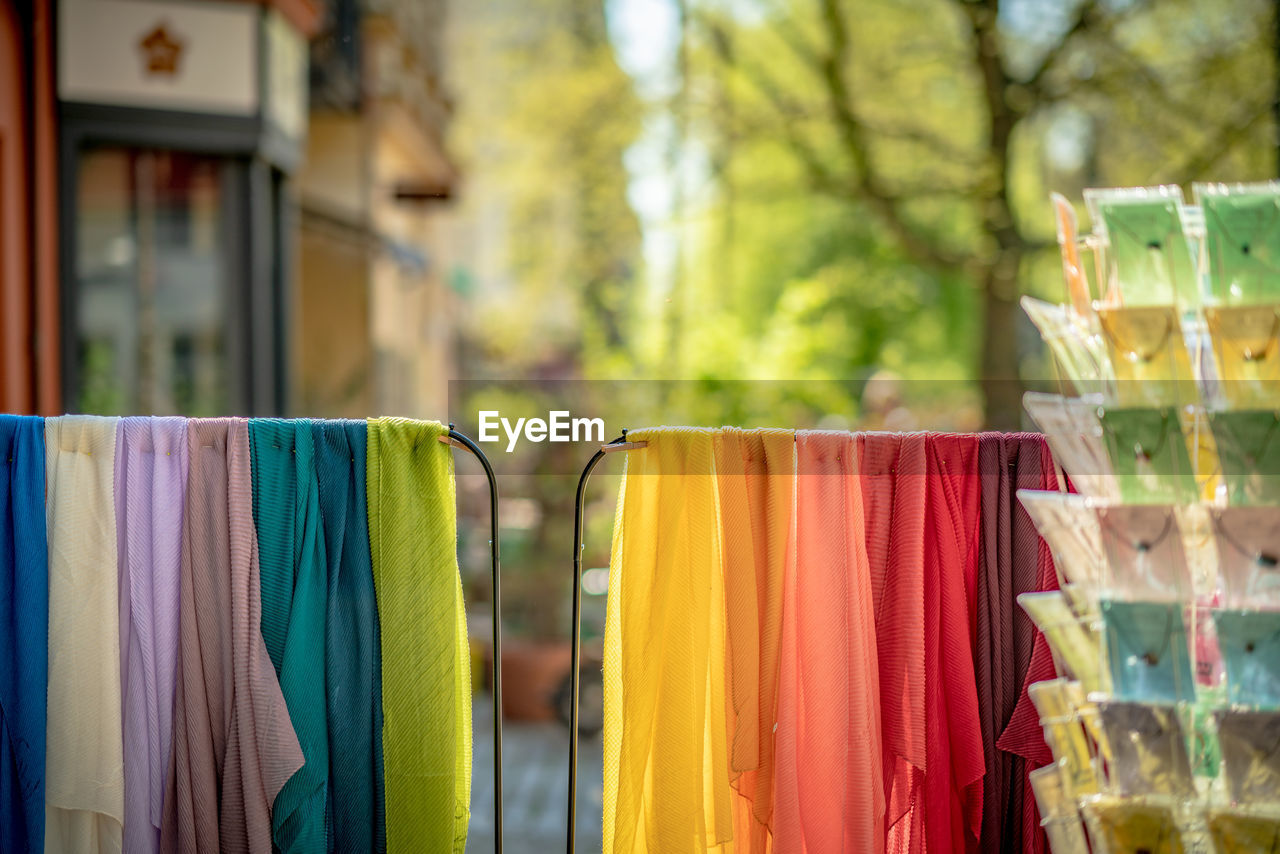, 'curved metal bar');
442,426,504,853
567,434,632,854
